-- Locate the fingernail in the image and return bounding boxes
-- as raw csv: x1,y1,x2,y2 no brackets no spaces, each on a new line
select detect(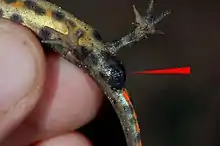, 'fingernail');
0,19,45,141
